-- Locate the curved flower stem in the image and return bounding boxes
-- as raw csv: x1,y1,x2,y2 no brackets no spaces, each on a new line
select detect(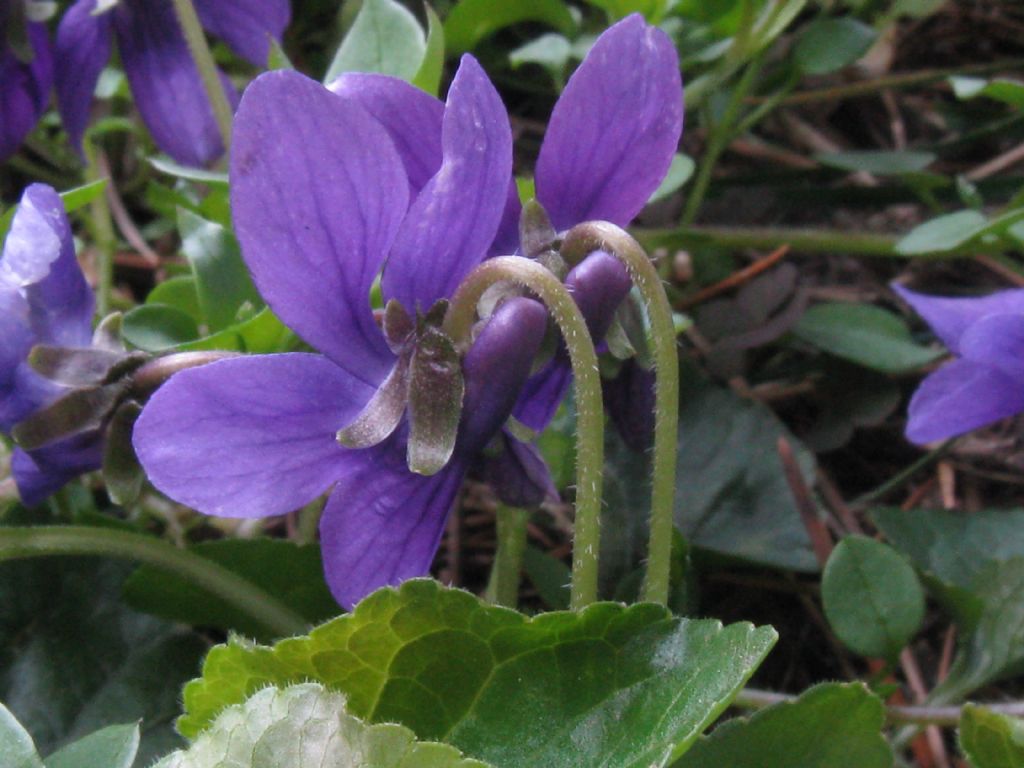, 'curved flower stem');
445,256,604,610
0,525,307,638
561,222,679,606
484,505,530,609
170,0,234,154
